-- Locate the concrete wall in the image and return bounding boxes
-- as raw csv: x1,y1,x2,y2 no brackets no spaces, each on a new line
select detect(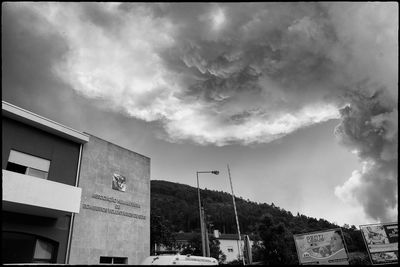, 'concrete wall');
69,135,150,264
2,170,82,215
